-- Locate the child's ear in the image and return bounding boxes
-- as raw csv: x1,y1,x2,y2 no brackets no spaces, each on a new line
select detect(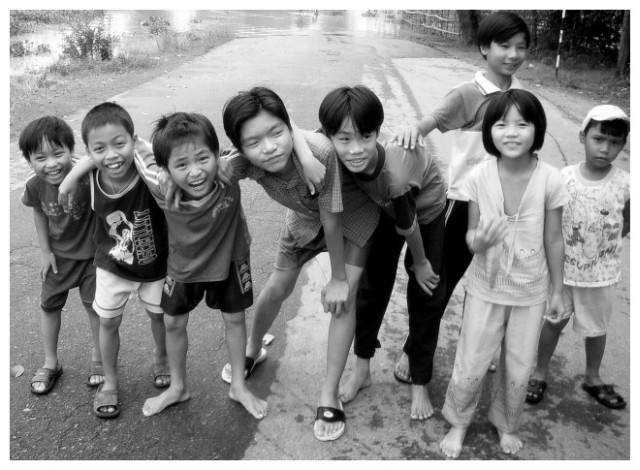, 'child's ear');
579,131,586,144
133,134,139,145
